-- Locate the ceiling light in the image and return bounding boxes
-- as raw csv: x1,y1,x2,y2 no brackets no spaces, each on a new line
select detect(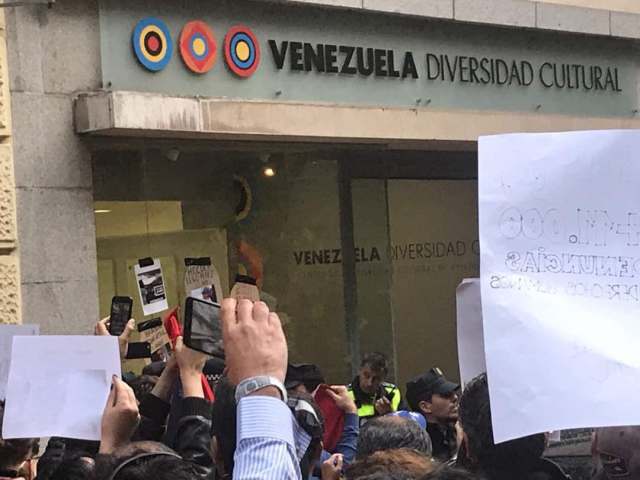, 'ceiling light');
263,167,276,178
94,209,112,214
